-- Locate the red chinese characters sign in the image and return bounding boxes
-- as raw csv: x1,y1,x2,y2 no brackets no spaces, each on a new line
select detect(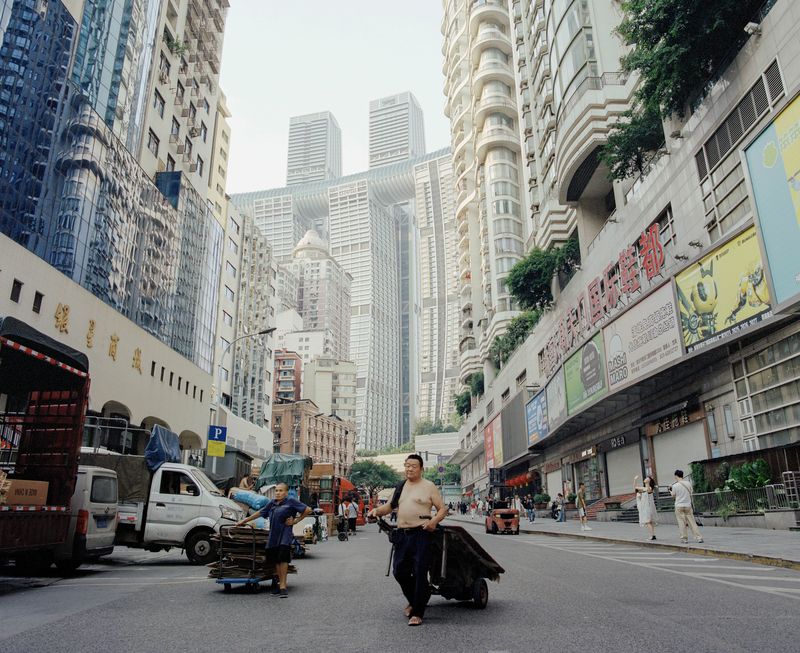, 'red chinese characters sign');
539,225,665,379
